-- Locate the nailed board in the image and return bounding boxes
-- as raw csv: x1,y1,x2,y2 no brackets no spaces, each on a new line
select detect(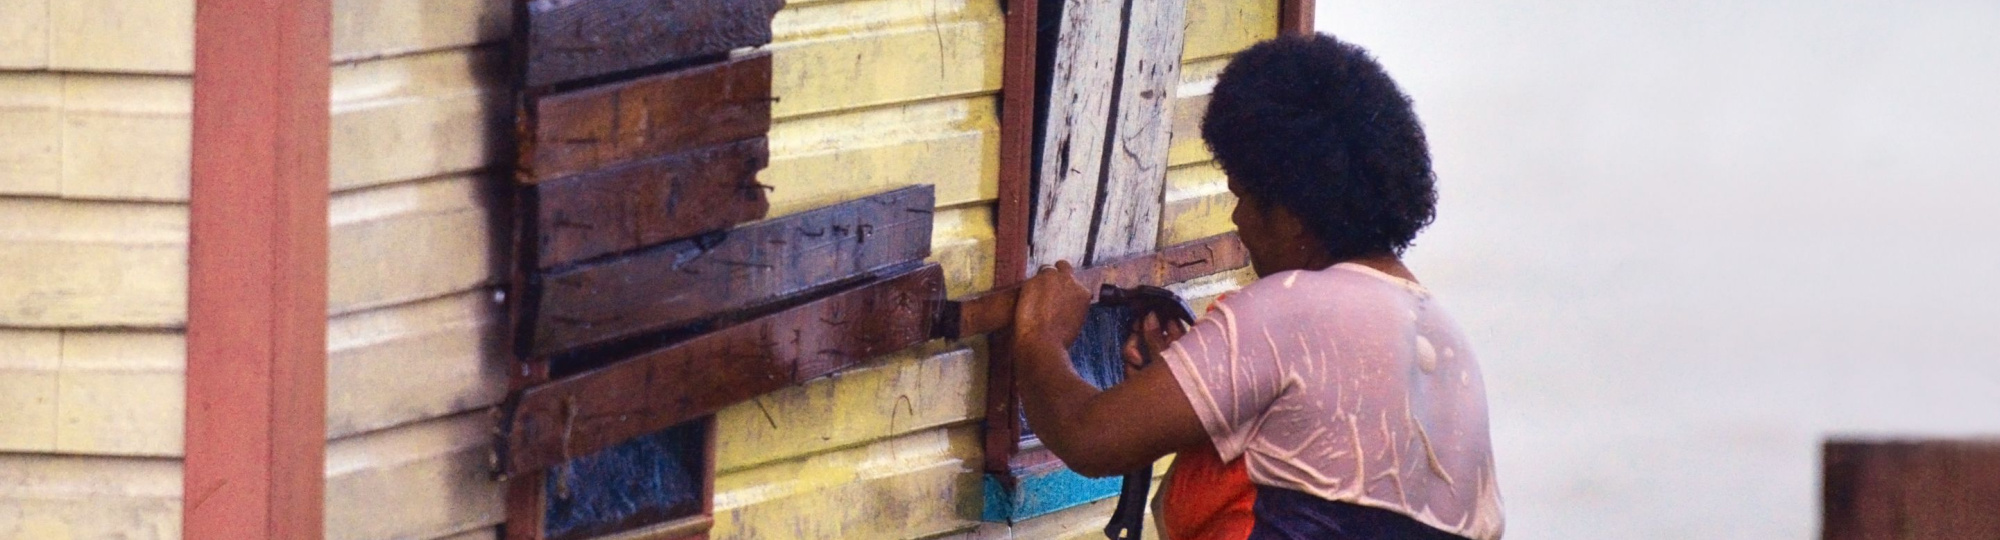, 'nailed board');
1823,440,2000,540
945,232,1249,340
1087,0,1185,264
530,138,771,268
503,263,947,475
521,185,934,357
1029,0,1124,267
521,0,783,88
523,52,773,183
